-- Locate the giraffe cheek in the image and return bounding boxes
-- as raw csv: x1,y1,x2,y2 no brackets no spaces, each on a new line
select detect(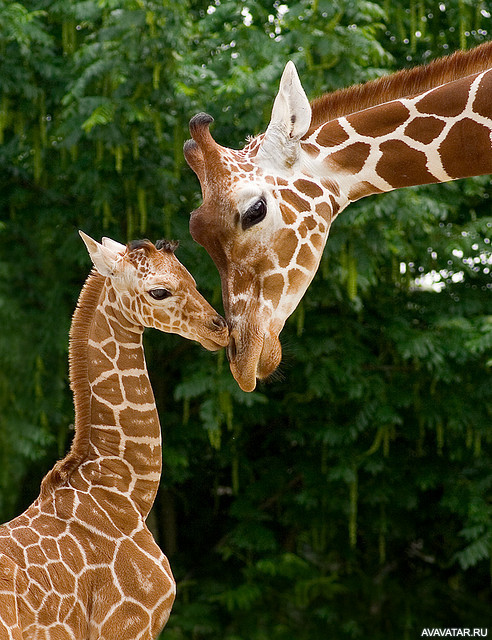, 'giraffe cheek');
311,233,324,252
263,273,285,309
276,228,298,269
287,268,308,295
316,199,337,222
297,243,317,272
156,311,172,331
